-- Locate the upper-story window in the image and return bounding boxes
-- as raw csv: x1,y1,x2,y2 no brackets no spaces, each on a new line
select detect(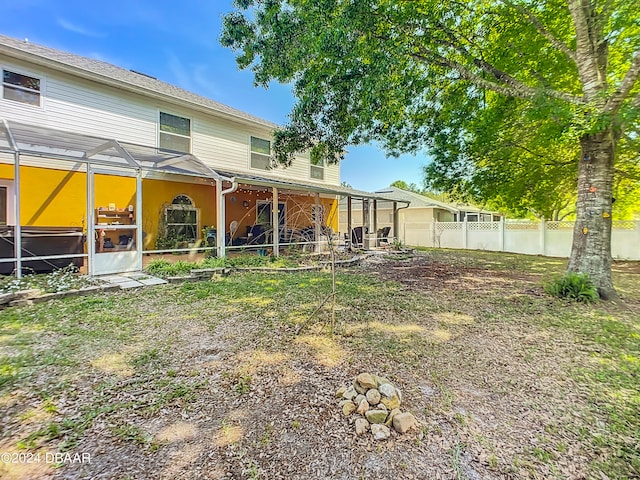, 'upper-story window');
2,70,41,106
310,155,324,180
250,136,271,170
159,112,191,153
